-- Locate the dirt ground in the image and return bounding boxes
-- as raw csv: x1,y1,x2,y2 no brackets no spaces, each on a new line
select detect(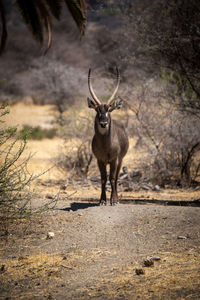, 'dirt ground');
0,199,200,299
1,104,200,299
